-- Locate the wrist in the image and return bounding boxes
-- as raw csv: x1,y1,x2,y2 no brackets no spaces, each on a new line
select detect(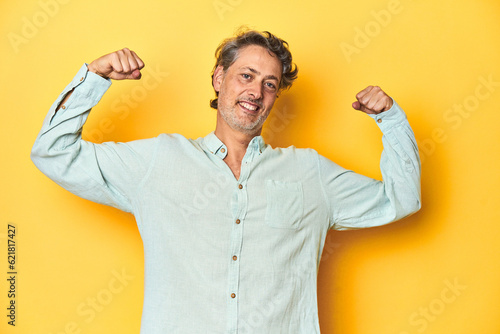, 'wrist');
87,62,108,79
